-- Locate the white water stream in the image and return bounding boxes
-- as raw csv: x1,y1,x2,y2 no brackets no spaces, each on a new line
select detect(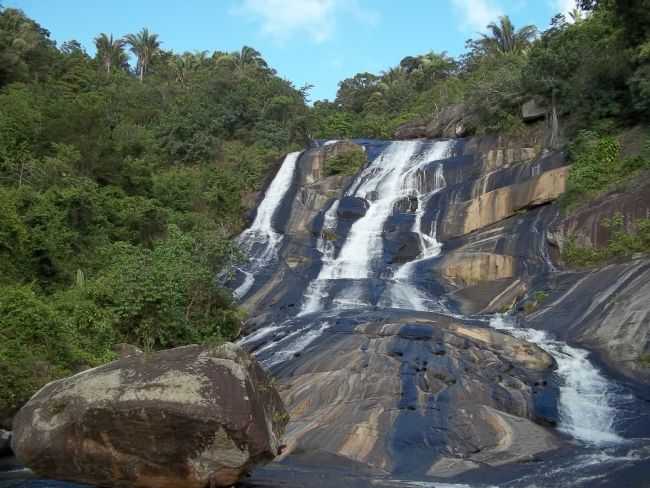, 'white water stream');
489,314,623,446
237,141,629,457
301,140,453,315
233,151,301,299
